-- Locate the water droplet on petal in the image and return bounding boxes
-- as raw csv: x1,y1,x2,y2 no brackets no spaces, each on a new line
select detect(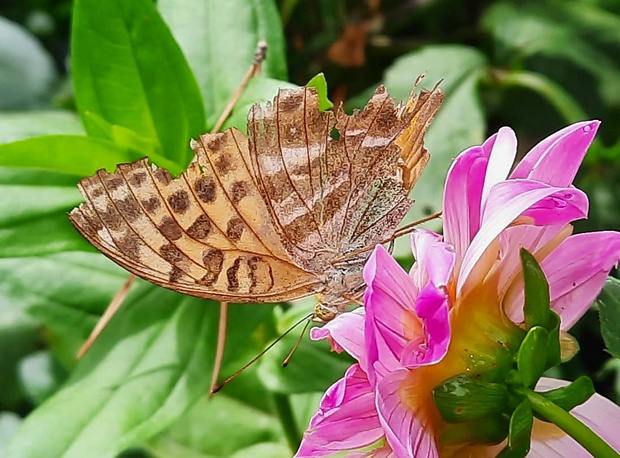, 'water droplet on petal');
583,124,592,133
